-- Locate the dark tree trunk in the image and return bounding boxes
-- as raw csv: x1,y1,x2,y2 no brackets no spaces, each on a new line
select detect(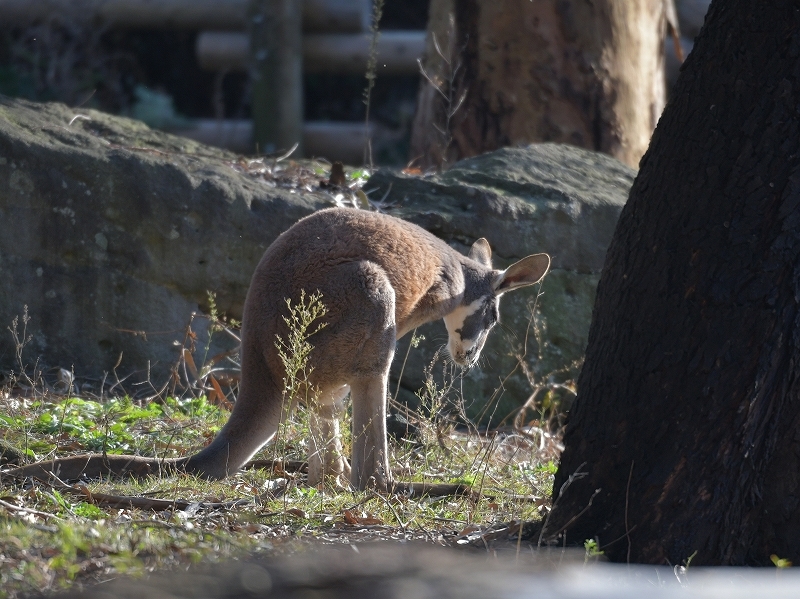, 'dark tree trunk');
544,0,800,566
409,0,668,170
